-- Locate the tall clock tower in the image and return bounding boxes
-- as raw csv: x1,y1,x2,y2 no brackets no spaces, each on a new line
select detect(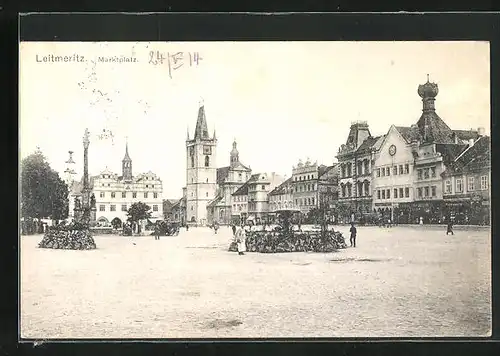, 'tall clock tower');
186,102,217,225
